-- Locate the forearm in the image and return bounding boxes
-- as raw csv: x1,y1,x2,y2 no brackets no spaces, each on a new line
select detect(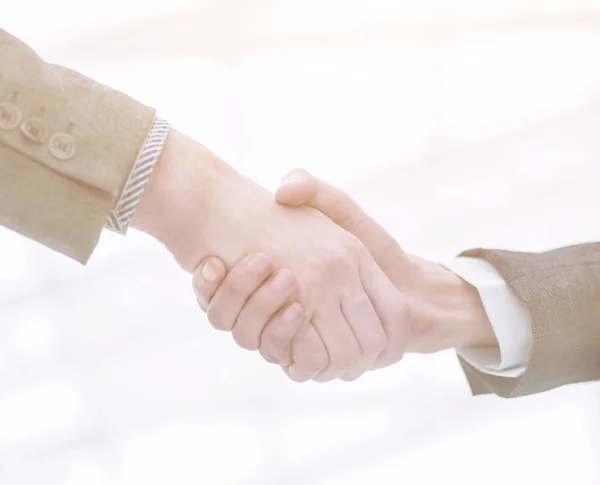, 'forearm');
459,244,600,398
132,130,216,256
397,256,497,353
